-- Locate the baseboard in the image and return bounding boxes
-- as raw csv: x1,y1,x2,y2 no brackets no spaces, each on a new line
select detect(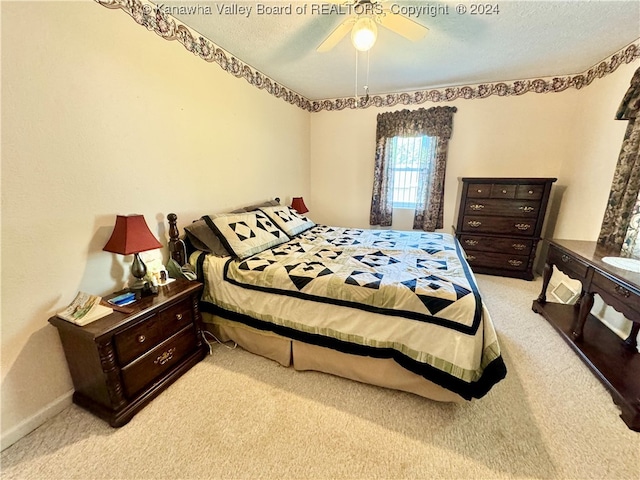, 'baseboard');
1,390,73,451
